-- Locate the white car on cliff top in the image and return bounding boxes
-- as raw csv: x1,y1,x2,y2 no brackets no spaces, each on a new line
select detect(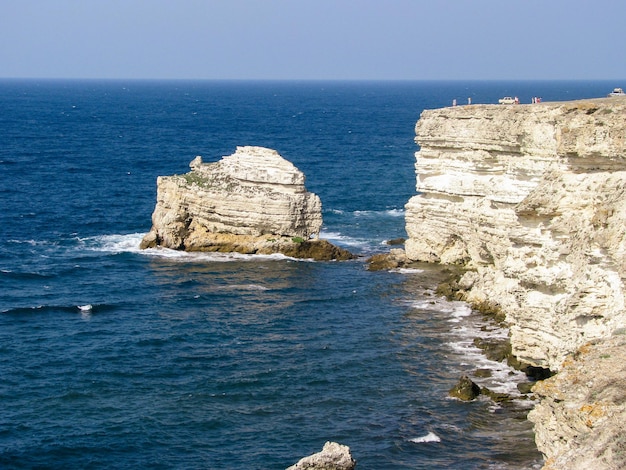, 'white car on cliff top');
498,96,517,104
